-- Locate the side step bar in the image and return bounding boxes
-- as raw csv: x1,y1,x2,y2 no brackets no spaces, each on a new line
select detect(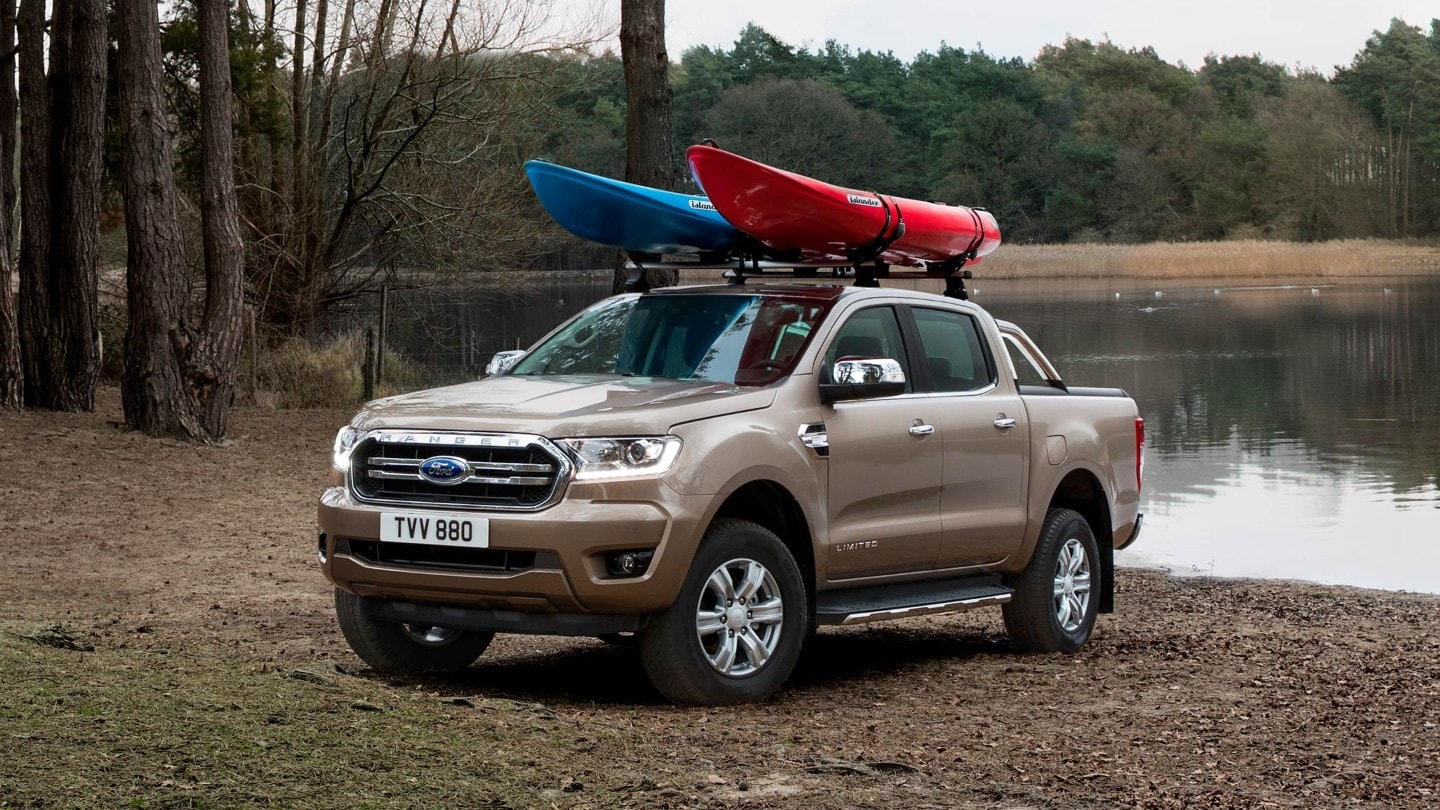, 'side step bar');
814,576,1013,626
